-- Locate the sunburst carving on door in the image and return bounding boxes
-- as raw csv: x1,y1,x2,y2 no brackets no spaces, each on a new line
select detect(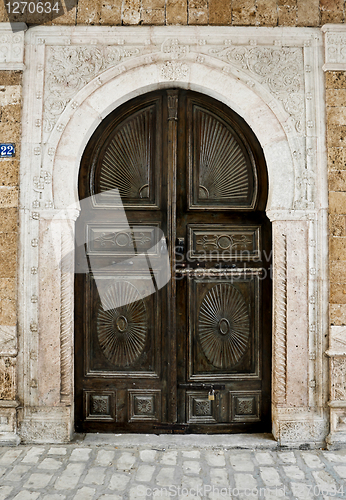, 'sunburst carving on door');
97,281,147,367
99,106,154,200
198,284,250,369
193,107,255,207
